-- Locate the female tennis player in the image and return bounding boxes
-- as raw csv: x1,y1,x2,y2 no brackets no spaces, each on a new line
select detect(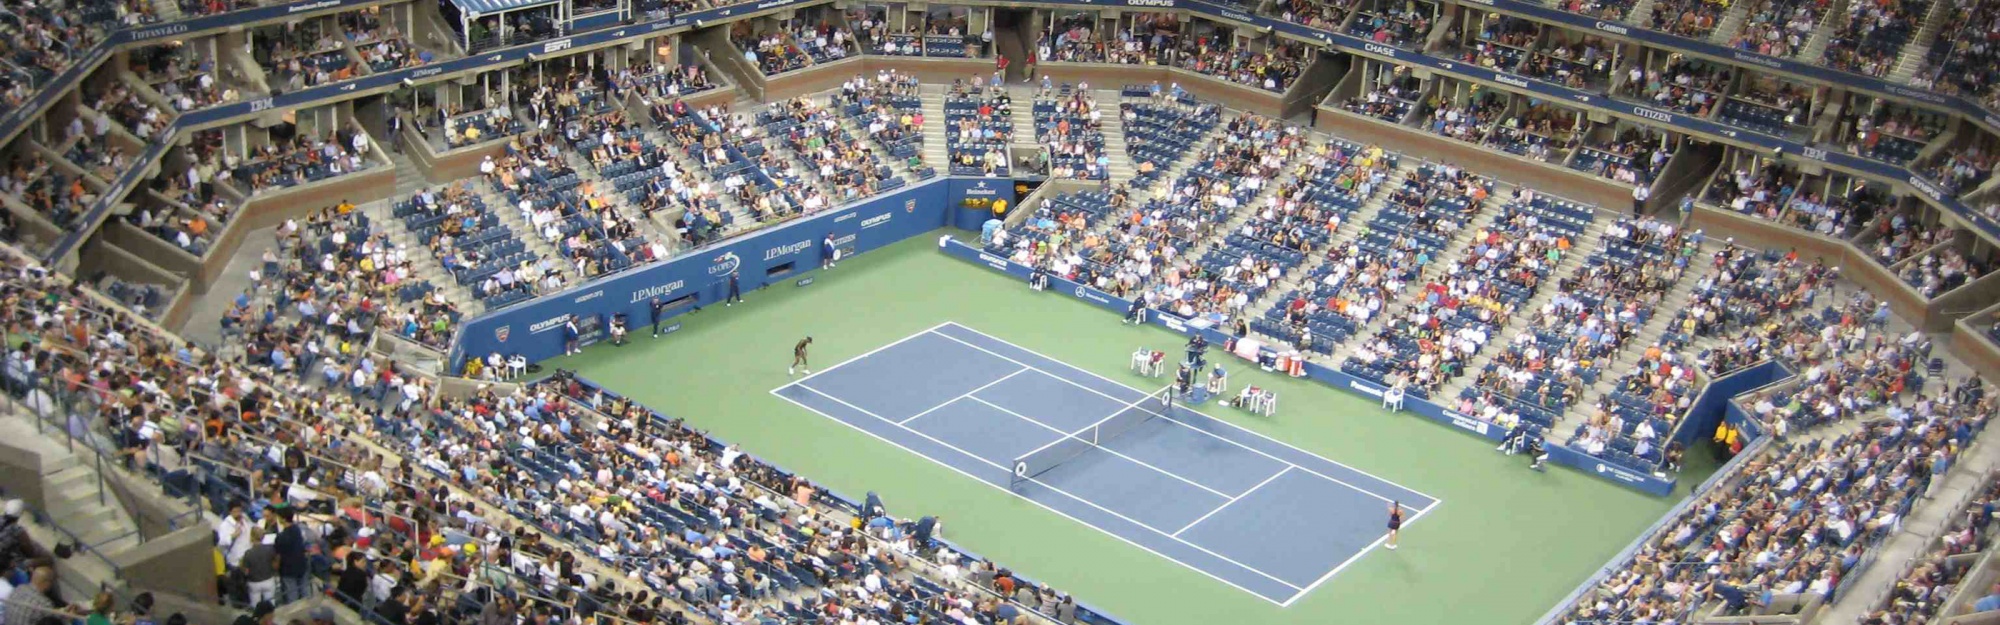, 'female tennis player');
1386,501,1403,550
790,337,813,376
